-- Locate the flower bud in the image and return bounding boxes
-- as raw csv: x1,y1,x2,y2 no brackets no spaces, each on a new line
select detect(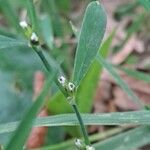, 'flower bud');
19,21,28,29
58,76,66,86
86,145,95,150
30,32,39,45
75,139,84,149
68,82,75,92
